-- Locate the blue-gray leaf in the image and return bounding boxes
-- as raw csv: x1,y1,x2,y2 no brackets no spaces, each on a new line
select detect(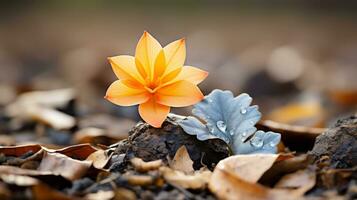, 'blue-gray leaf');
178,89,281,155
